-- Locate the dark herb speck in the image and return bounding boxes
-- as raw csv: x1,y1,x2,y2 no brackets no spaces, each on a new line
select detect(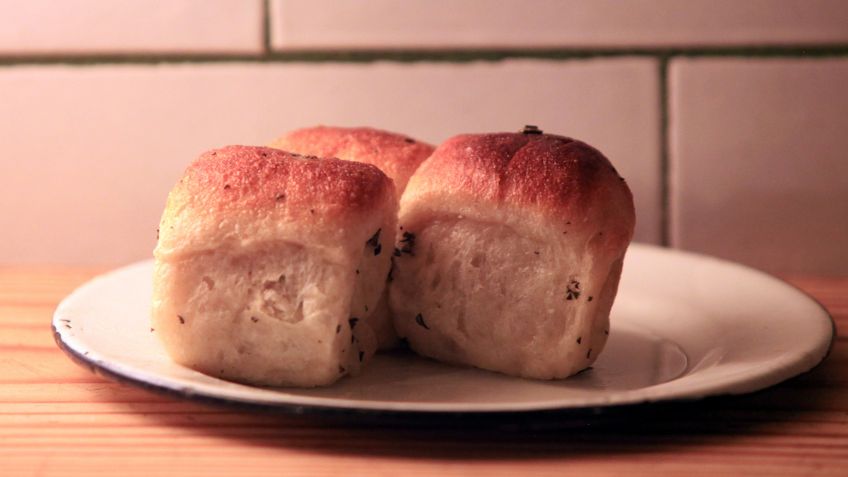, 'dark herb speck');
566,279,581,300
366,229,382,256
251,316,259,323
399,231,416,256
415,313,430,330
576,336,582,344
178,315,185,324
